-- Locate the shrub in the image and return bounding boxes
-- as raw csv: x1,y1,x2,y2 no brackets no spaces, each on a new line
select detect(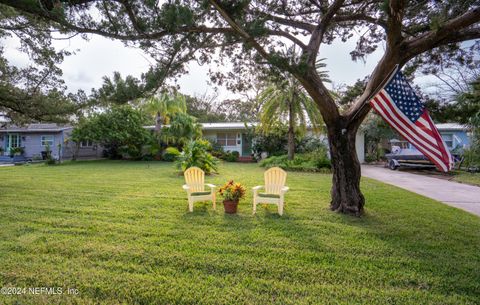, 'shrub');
163,147,180,162
71,106,151,160
259,148,331,172
9,146,24,157
296,136,327,153
364,153,378,163
176,140,218,174
463,147,480,168
206,138,225,158
222,151,239,162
